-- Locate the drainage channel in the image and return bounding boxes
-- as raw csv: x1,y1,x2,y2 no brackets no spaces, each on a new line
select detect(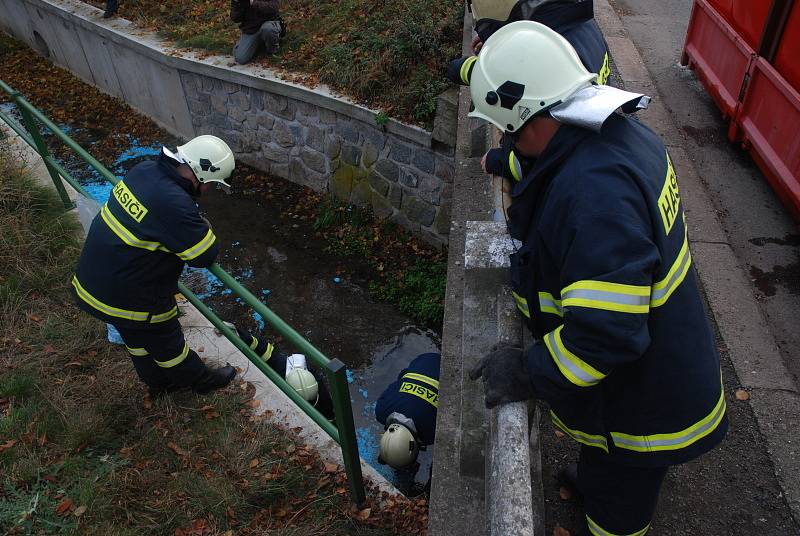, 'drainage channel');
4,103,439,495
